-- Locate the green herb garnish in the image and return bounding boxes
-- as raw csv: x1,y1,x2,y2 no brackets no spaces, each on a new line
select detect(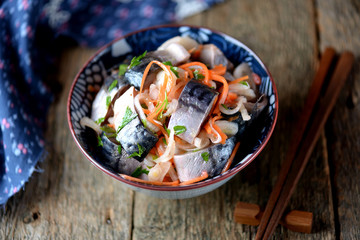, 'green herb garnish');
117,145,122,154
156,92,169,120
108,79,118,92
201,152,209,162
129,51,147,69
100,125,116,133
117,106,137,132
152,155,158,160
118,64,128,76
221,104,229,110
174,125,187,135
131,166,149,177
95,117,105,124
164,125,170,135
141,119,148,128
239,80,249,87
97,135,103,147
194,70,205,80
162,137,167,145
193,149,200,152
106,96,111,108
163,61,179,78
128,144,145,158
